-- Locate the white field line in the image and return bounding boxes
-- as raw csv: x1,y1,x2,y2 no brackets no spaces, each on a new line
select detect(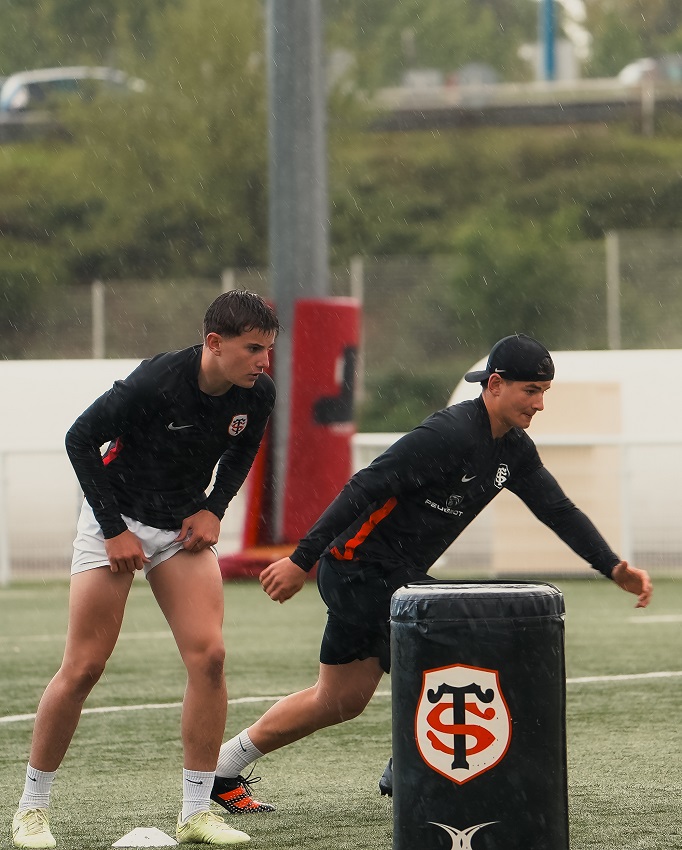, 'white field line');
566,670,682,684
0,631,172,644
1,672,681,725
627,614,682,624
